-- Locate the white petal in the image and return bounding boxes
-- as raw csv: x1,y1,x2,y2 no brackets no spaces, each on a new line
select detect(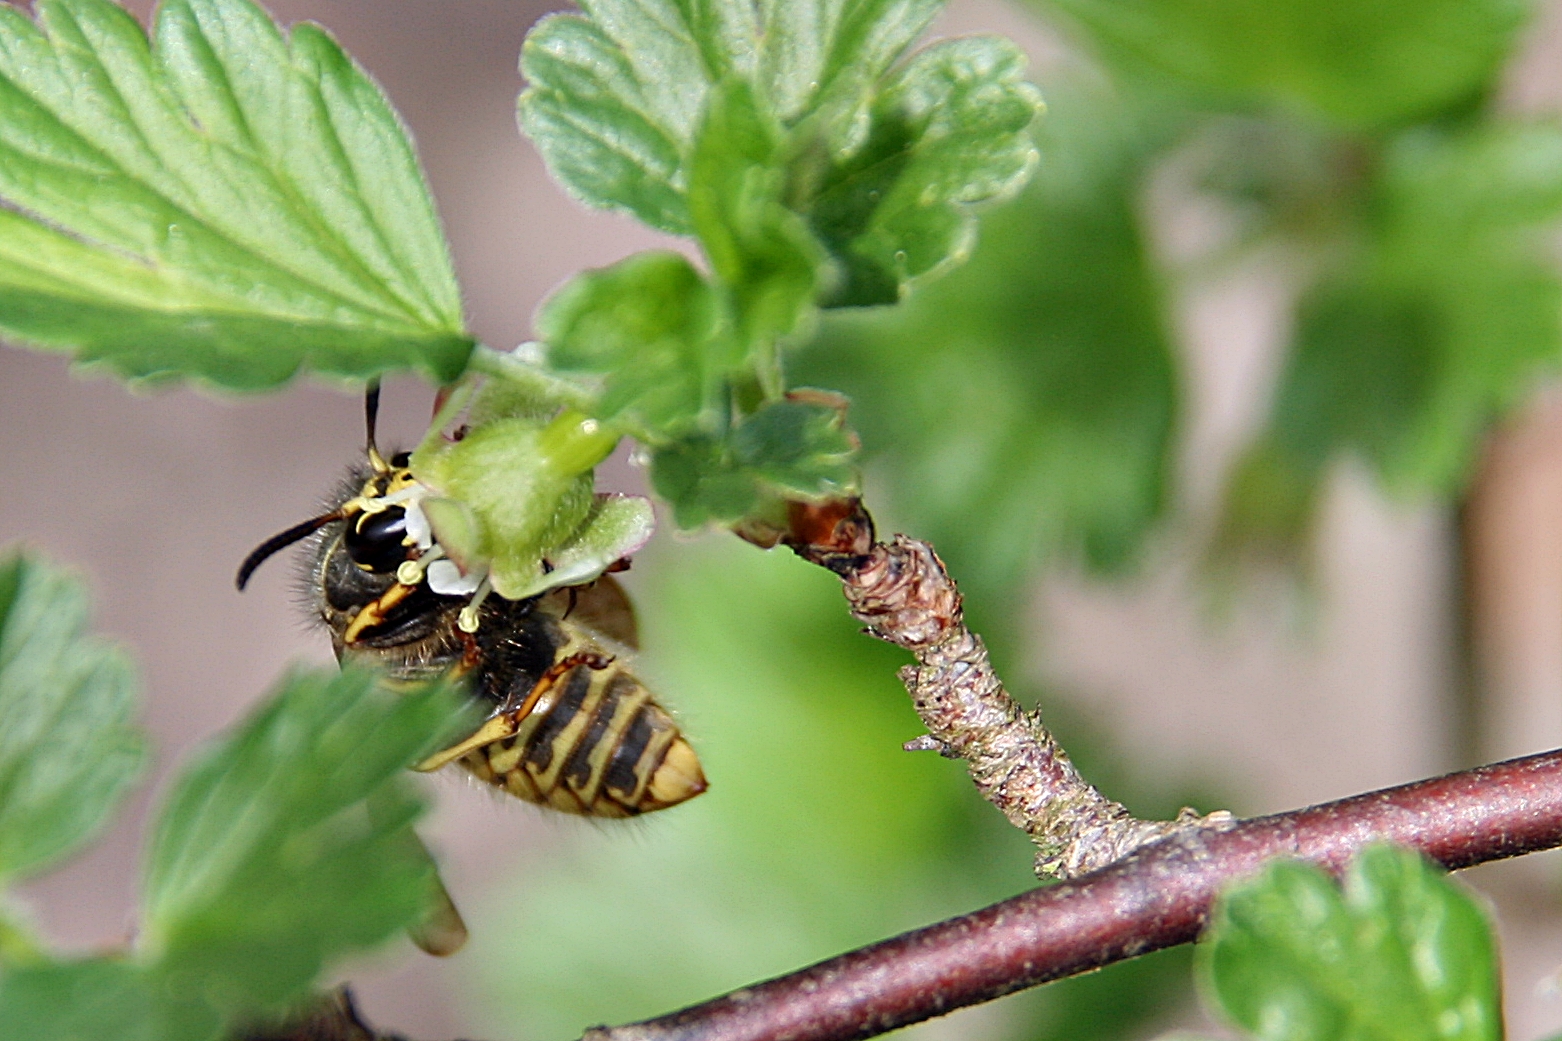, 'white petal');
427,559,483,595
403,499,433,550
